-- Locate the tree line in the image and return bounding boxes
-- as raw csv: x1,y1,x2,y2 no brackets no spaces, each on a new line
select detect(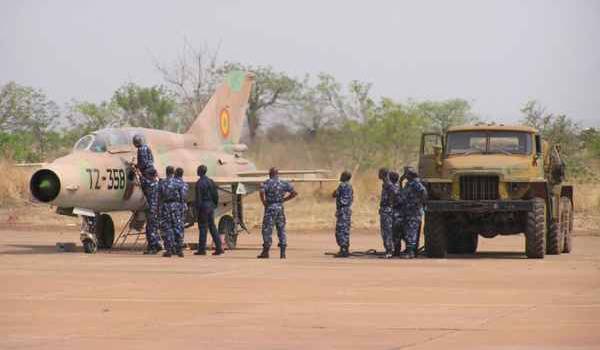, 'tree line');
1,44,598,179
